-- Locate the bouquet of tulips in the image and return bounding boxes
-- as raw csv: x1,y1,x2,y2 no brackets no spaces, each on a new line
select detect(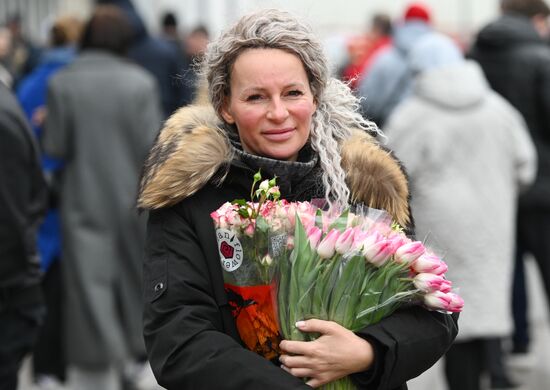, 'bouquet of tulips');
211,173,463,388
